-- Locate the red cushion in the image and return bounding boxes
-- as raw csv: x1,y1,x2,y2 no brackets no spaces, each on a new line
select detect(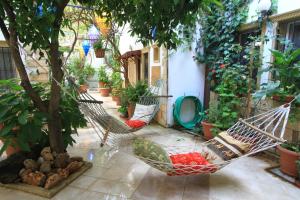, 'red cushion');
125,120,146,128
168,152,217,176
